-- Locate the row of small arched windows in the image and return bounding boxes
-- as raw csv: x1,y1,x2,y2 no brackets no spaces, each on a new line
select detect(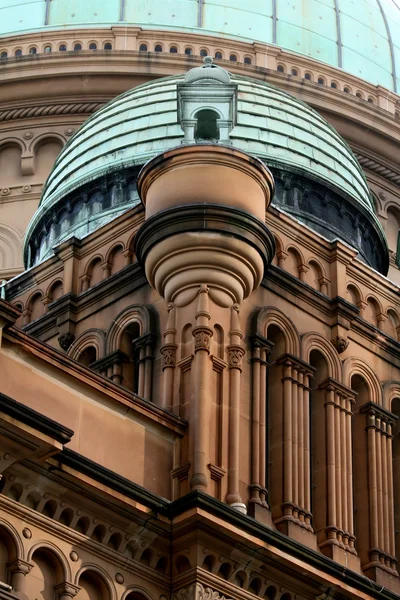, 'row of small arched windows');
0,42,113,58
138,43,252,63
276,64,375,102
